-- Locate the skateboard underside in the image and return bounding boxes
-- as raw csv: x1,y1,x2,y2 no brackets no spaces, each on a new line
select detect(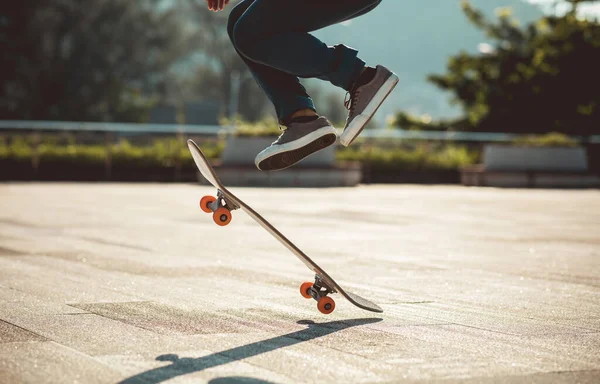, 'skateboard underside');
187,139,383,314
